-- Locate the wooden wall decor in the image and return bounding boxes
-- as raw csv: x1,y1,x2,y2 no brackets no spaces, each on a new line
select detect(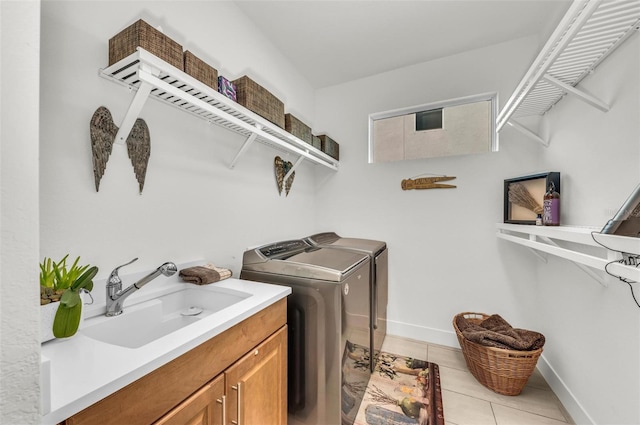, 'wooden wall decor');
401,176,456,190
